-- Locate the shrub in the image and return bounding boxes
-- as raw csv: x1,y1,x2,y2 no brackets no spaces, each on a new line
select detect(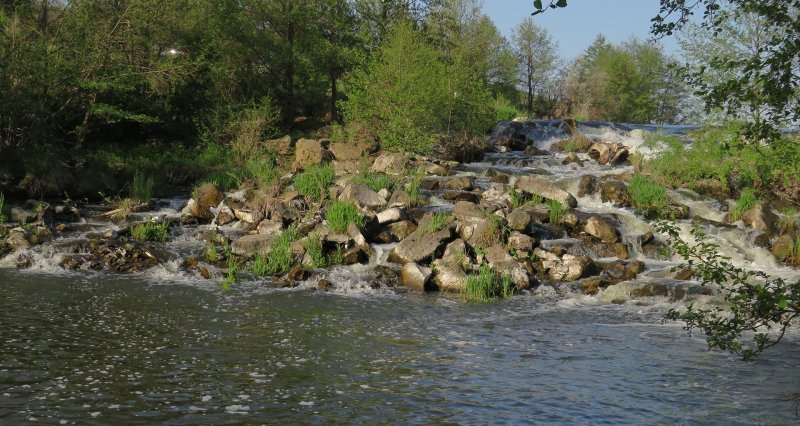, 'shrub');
341,22,493,155
243,155,279,187
729,187,760,222
226,97,280,164
294,163,336,203
547,199,566,224
629,174,669,218
494,96,522,122
326,201,364,233
131,171,154,202
131,222,169,242
351,171,391,192
251,228,298,276
463,265,515,303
